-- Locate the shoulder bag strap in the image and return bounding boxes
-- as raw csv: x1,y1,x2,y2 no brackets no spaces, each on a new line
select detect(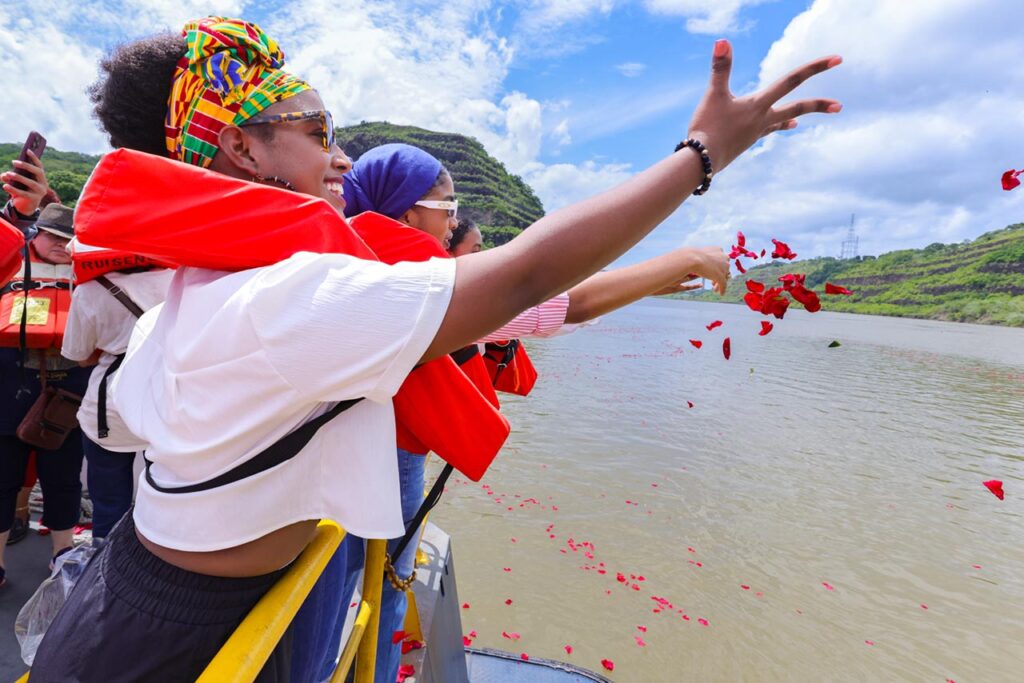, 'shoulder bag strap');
95,275,145,318
144,397,363,494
